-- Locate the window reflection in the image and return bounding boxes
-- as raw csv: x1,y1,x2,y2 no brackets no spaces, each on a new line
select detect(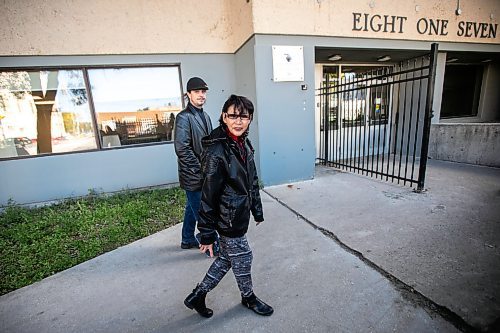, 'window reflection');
0,65,183,159
88,67,182,148
0,70,96,158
